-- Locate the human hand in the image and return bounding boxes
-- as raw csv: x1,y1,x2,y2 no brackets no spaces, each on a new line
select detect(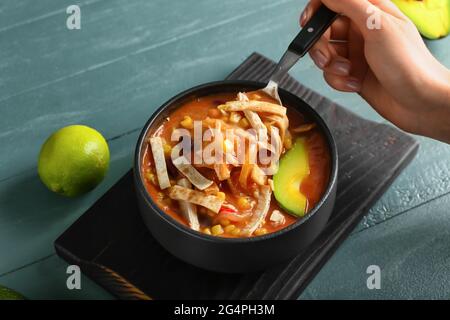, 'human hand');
300,0,450,143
